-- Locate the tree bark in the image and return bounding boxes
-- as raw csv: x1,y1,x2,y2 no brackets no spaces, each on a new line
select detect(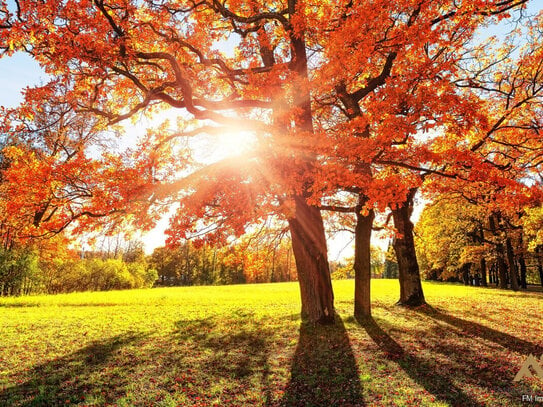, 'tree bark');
518,232,527,289
289,195,334,324
488,214,508,289
392,189,425,306
505,236,519,291
490,262,498,285
353,195,374,318
480,257,488,287
462,263,470,285
283,0,334,324
478,226,487,286
518,256,527,289
495,245,509,289
537,246,543,288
